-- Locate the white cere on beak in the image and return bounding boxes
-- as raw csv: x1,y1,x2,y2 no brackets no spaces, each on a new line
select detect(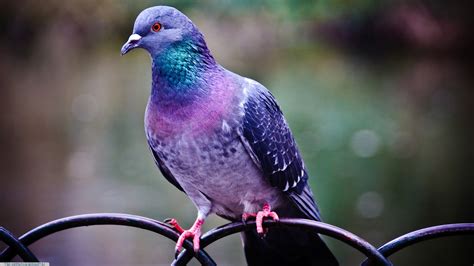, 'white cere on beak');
128,34,142,42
